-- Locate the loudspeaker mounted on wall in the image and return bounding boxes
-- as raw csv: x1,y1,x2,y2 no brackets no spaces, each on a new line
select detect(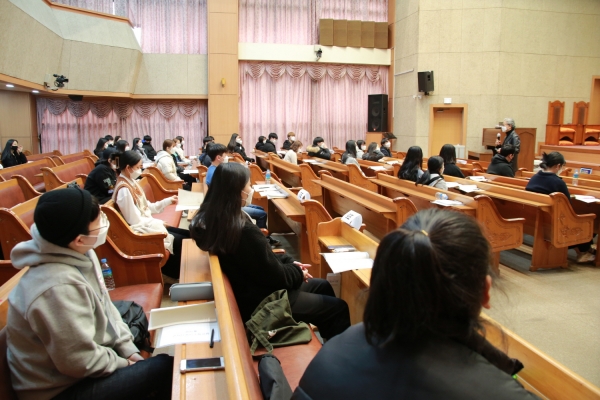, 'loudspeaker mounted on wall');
418,71,434,95
68,95,83,102
368,94,388,132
